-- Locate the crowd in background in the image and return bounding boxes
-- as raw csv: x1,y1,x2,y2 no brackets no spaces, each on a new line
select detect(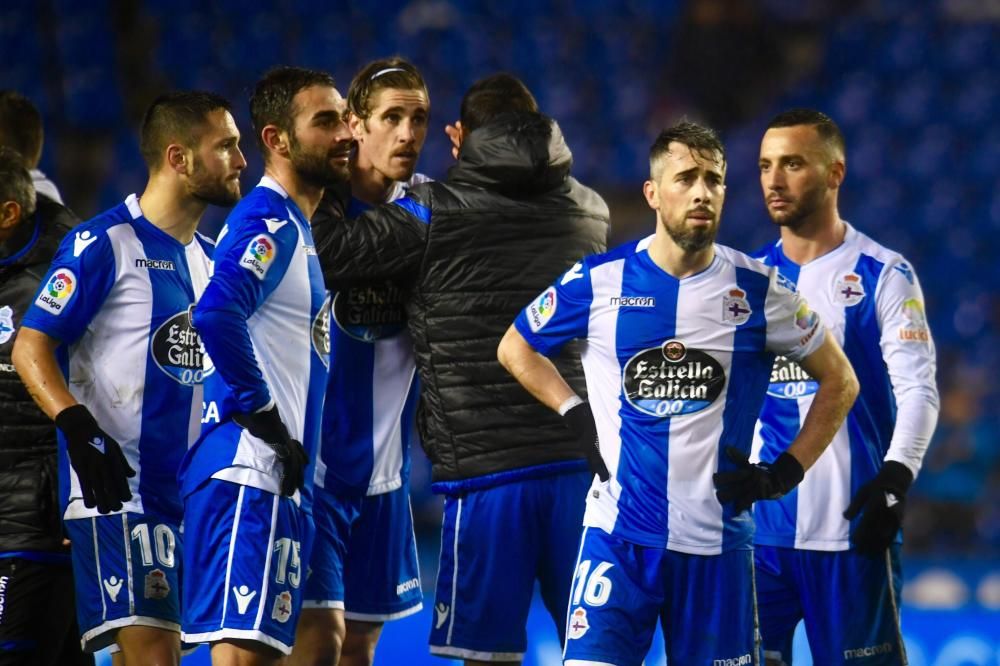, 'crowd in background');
2,0,996,556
